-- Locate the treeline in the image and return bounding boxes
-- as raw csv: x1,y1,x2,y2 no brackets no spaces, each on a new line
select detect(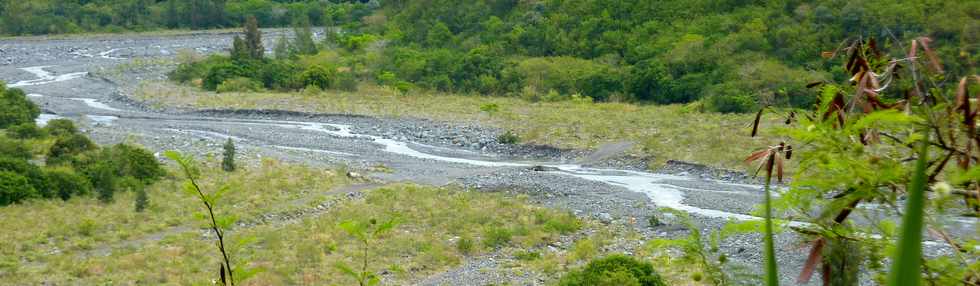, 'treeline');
370,0,977,111
0,83,162,207
168,0,977,113
0,0,374,36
